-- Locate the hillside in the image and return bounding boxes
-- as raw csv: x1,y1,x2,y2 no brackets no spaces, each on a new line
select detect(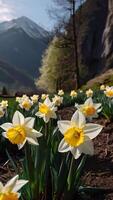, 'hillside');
83,69,113,89
0,60,35,93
